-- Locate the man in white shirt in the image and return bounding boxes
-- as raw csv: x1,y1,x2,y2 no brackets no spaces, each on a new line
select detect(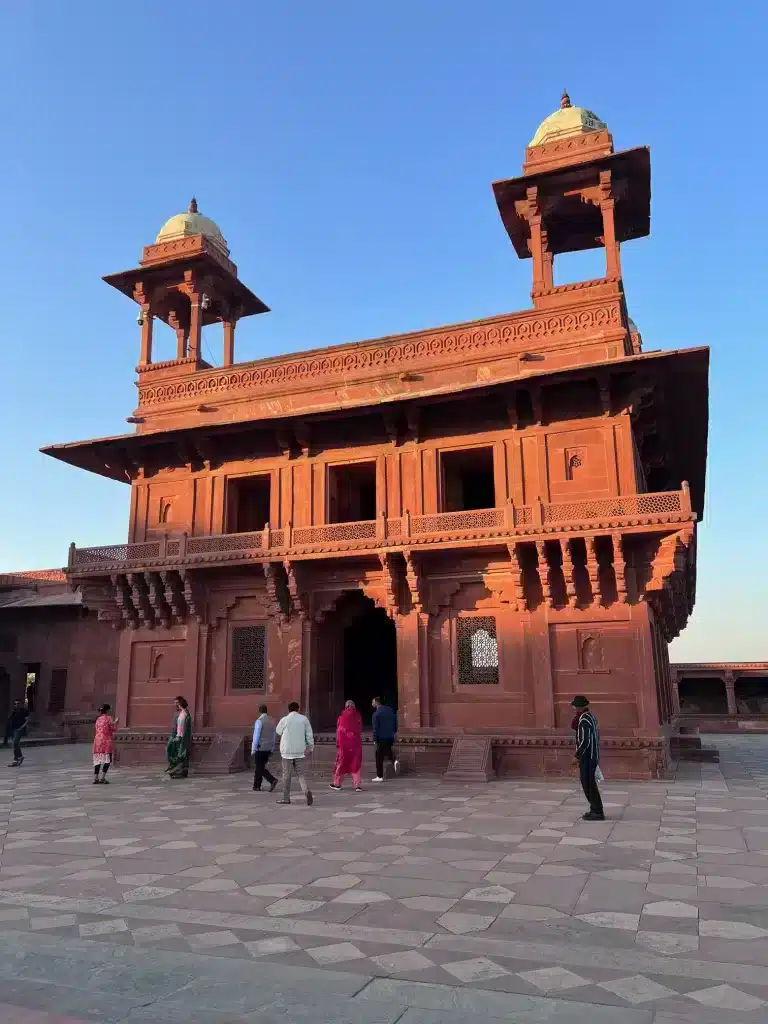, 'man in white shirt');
275,701,314,806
